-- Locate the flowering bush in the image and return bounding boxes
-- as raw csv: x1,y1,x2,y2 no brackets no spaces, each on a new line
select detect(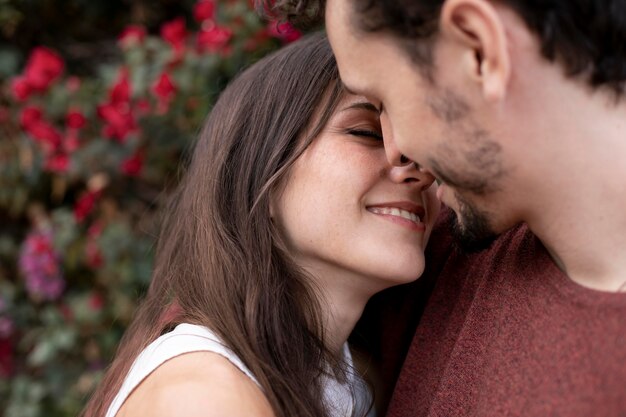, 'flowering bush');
0,1,301,415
